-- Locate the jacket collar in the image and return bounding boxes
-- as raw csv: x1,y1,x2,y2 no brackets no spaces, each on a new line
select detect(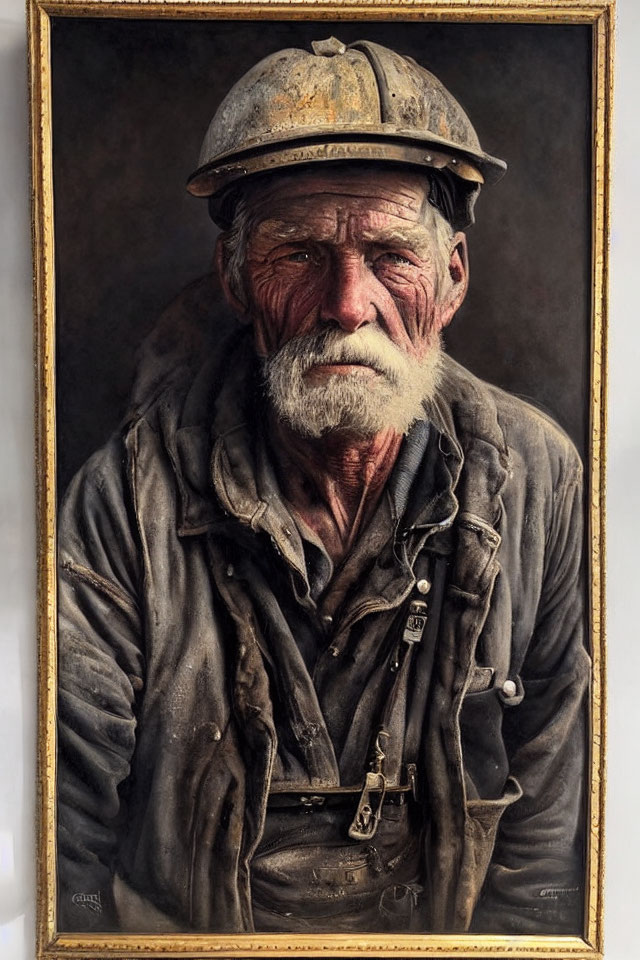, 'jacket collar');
424,355,509,528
